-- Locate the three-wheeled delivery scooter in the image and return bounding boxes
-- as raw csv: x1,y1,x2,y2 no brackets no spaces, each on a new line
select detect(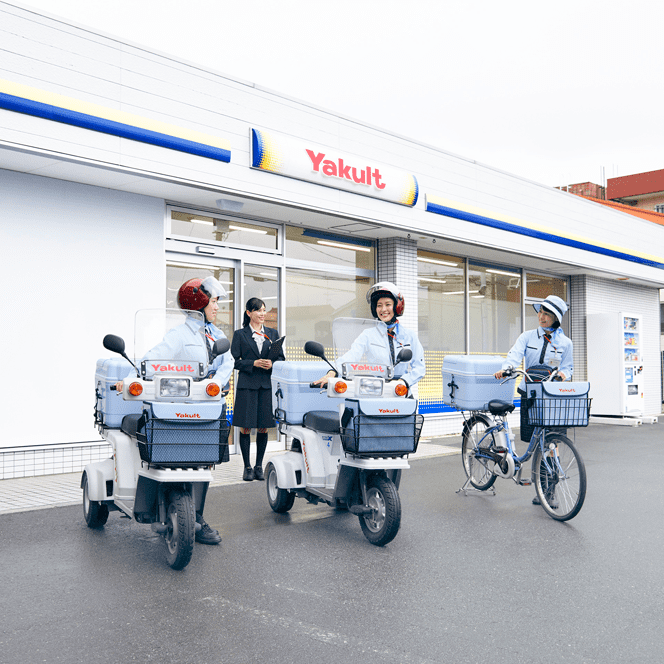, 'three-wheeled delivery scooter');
266,318,423,546
82,309,230,570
